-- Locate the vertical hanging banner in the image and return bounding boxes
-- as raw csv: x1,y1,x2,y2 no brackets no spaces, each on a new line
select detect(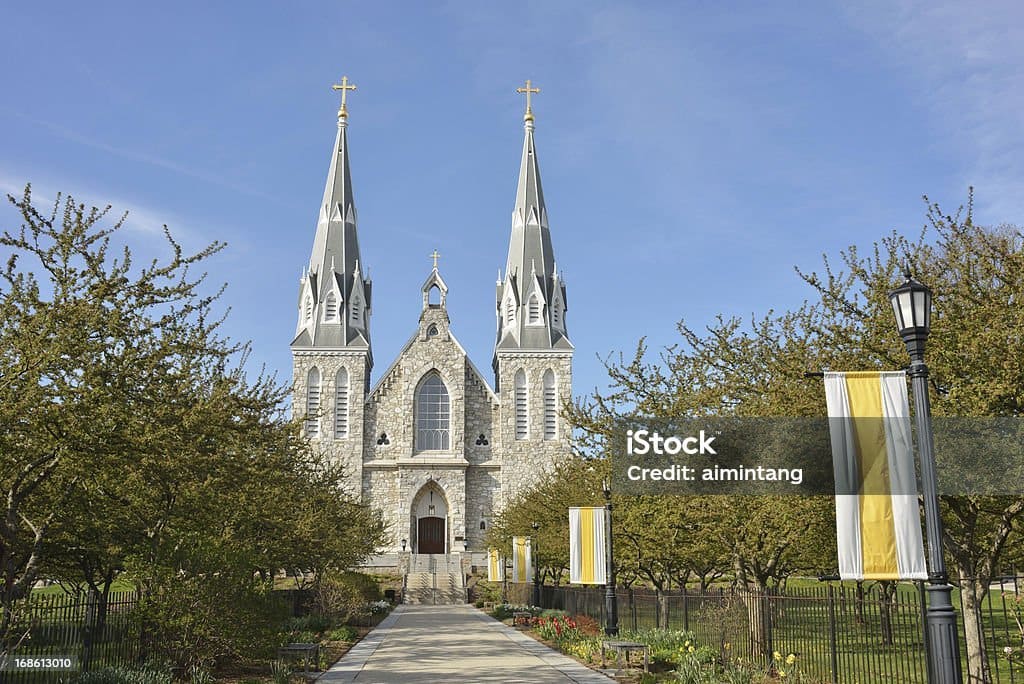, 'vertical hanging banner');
487,548,504,582
569,507,607,584
824,371,927,580
511,536,533,583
